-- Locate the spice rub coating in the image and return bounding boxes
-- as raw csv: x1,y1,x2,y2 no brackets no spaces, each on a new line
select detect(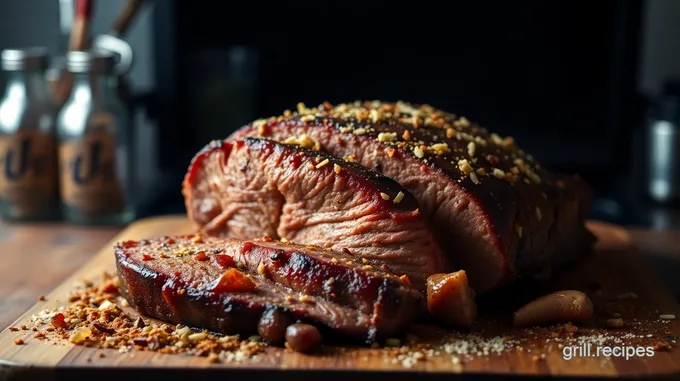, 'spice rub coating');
231,101,595,293
115,234,422,343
